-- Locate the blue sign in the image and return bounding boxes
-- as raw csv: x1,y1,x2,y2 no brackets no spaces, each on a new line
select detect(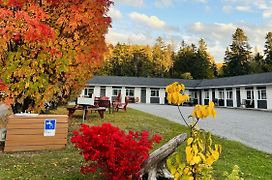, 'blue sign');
44,119,56,136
